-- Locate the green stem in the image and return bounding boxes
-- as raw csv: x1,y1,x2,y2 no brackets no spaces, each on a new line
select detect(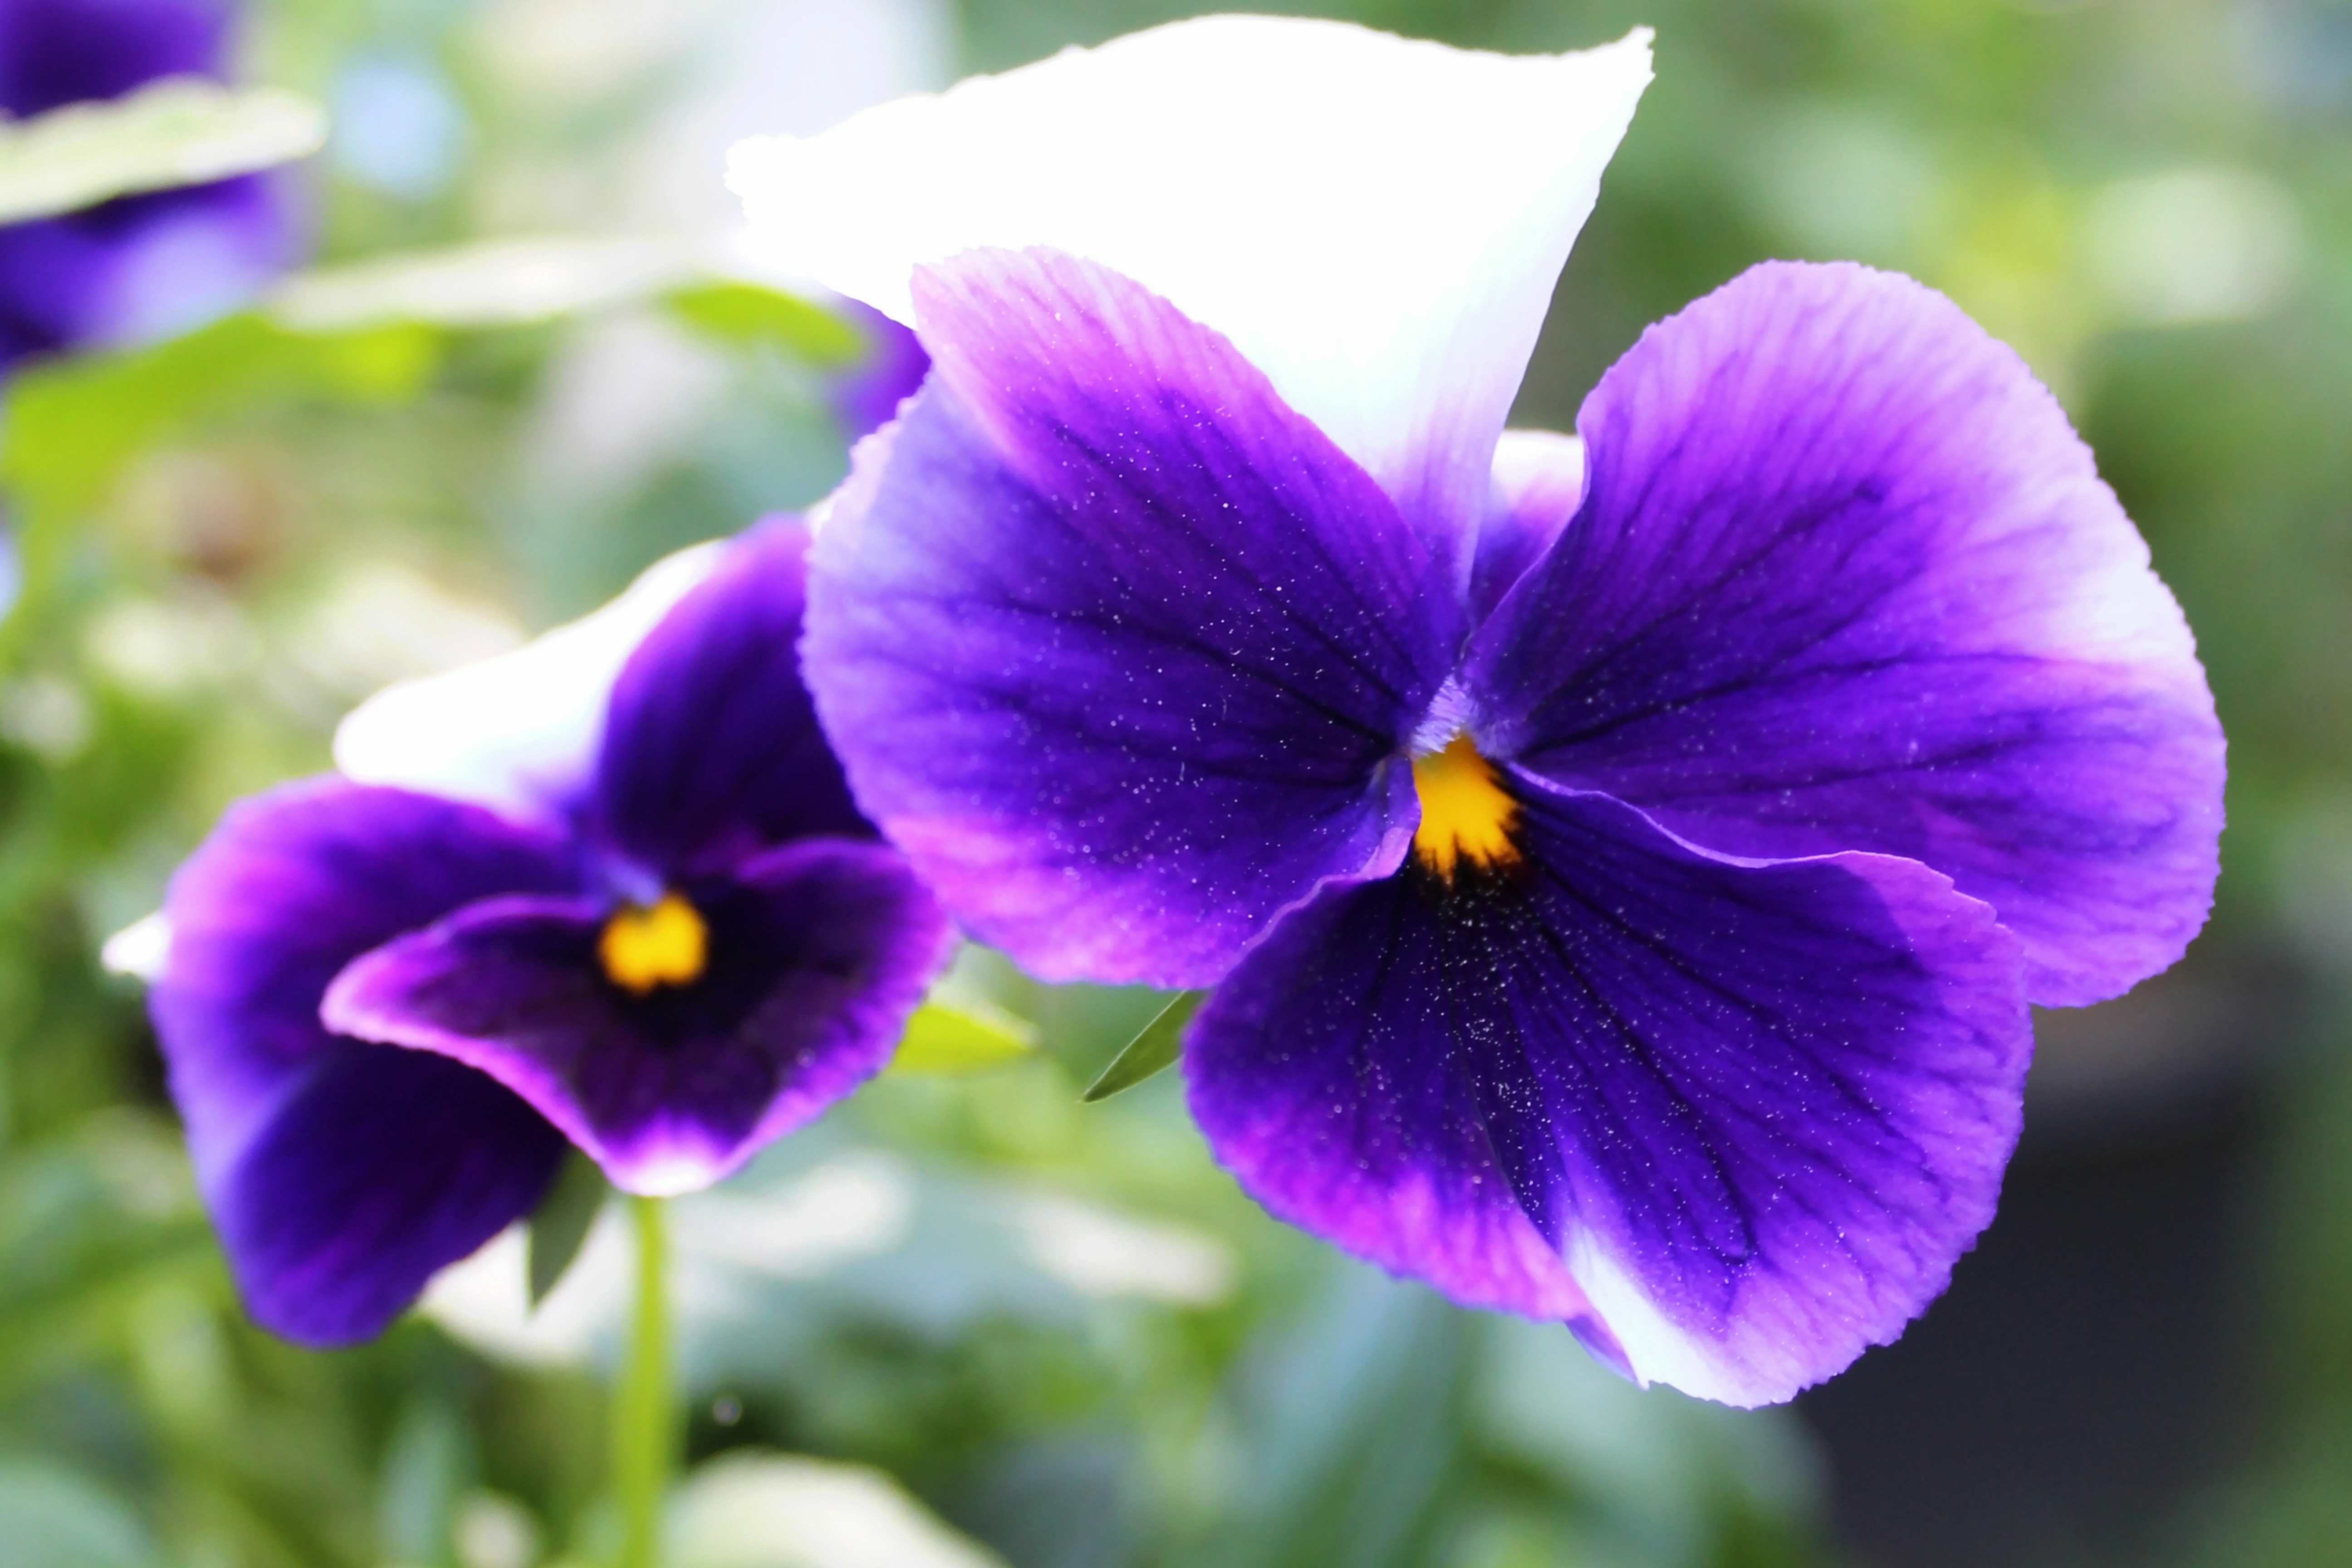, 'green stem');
613,1194,673,1568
